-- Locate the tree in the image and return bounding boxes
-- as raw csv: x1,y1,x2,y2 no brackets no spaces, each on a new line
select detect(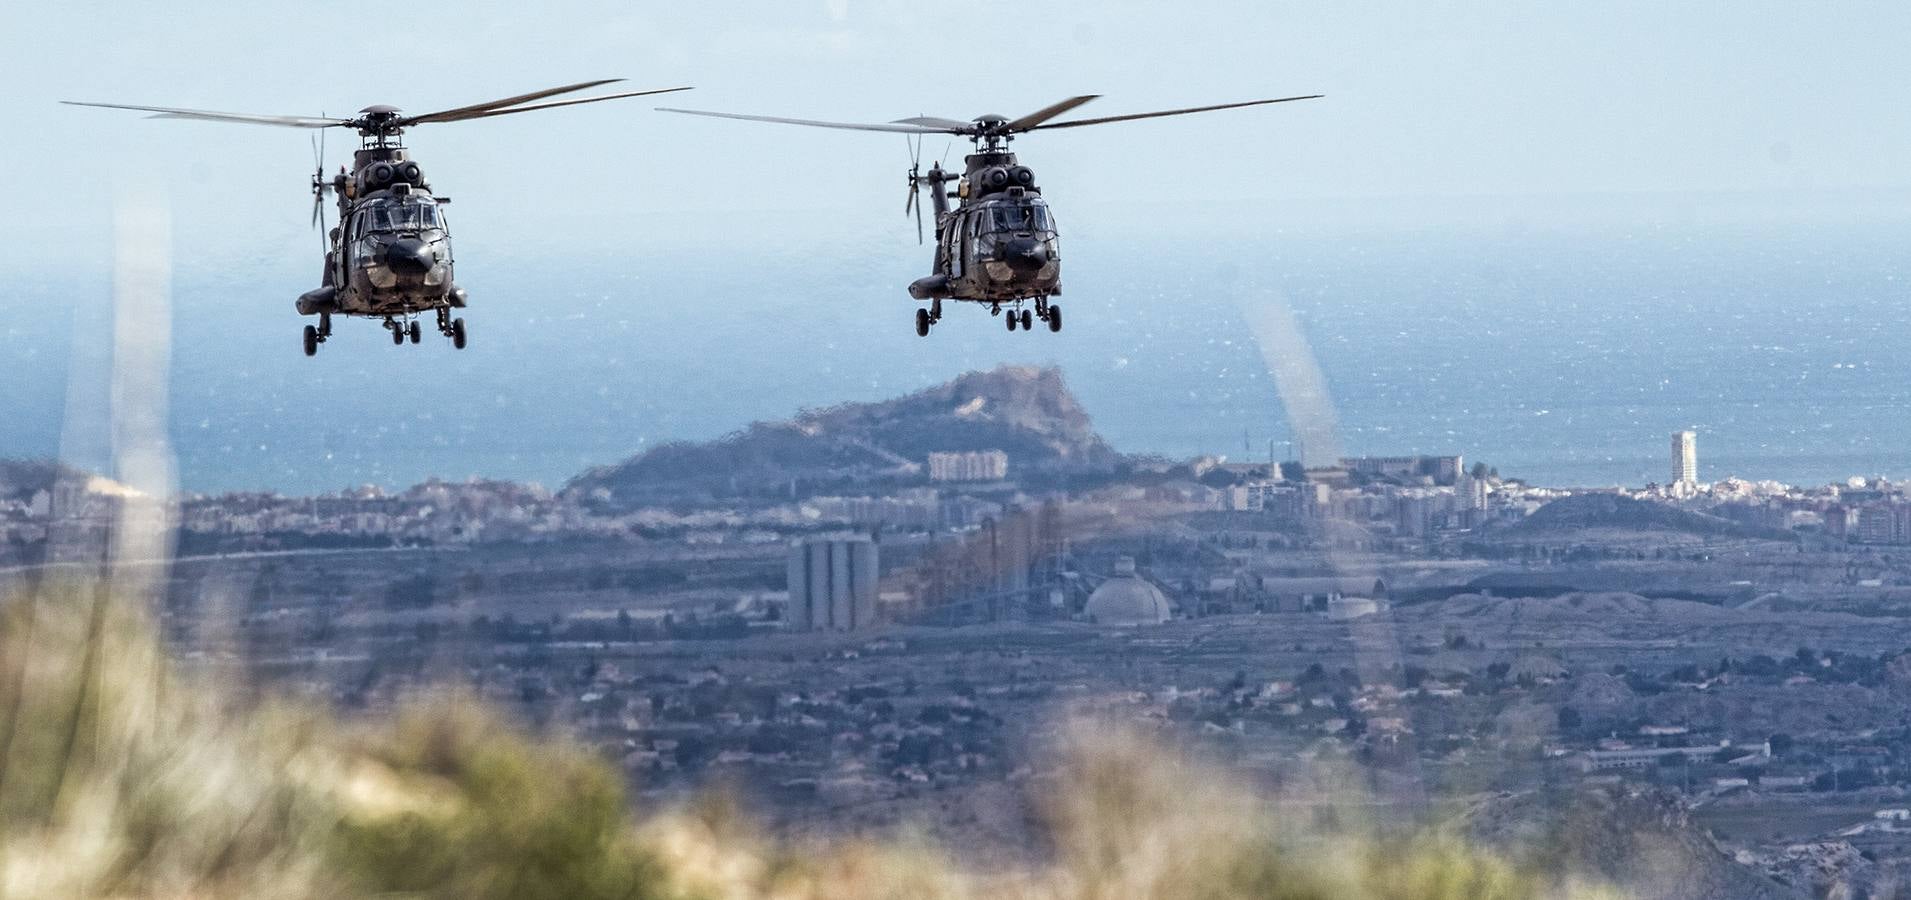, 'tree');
1768,732,1794,757
1557,706,1582,730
